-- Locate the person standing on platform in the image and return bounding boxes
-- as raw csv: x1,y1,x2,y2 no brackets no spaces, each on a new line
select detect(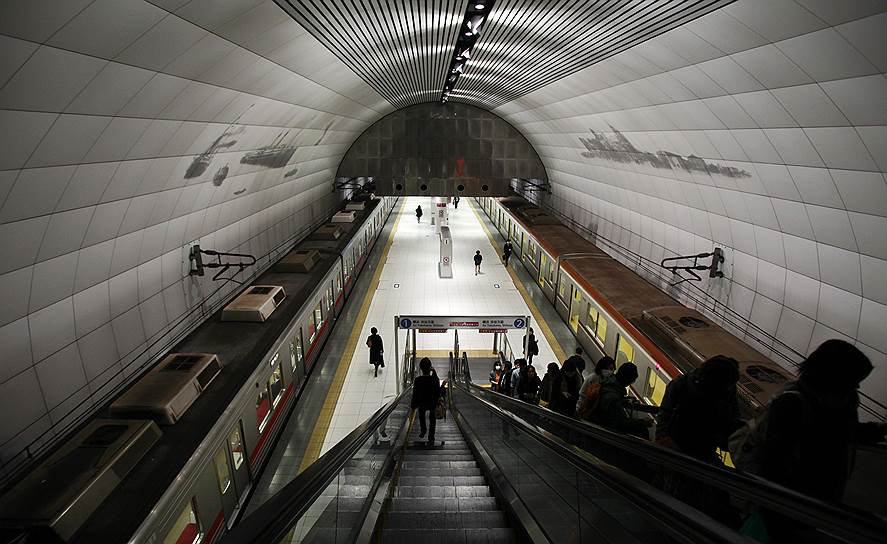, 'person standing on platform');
366,327,384,378
503,240,513,266
524,327,539,364
453,196,460,209
474,250,483,275
415,204,423,223
412,358,440,446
